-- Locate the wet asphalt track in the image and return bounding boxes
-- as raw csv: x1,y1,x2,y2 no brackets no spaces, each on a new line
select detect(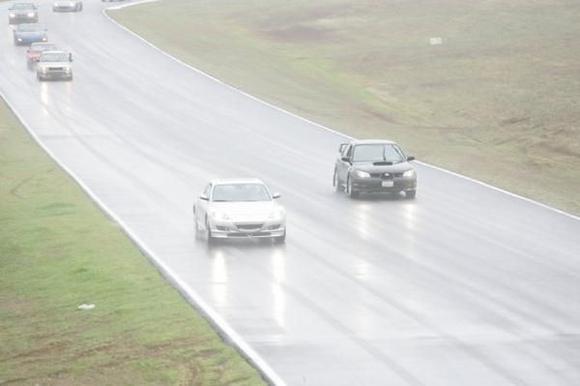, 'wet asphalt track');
1,2,580,385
